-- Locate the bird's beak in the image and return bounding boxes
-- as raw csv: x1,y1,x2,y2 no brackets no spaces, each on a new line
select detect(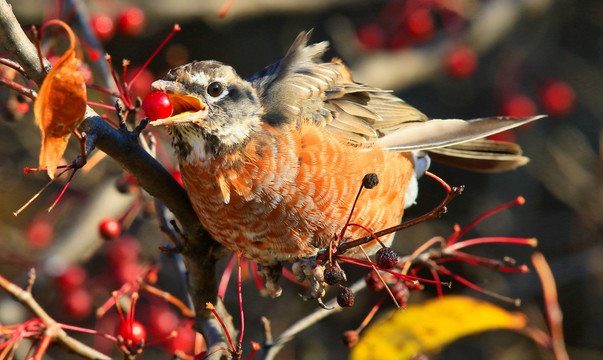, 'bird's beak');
149,81,207,126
